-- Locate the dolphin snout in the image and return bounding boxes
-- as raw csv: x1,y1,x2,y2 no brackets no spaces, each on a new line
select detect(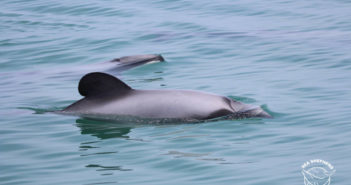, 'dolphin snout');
229,100,273,119
248,107,273,118
257,109,272,118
